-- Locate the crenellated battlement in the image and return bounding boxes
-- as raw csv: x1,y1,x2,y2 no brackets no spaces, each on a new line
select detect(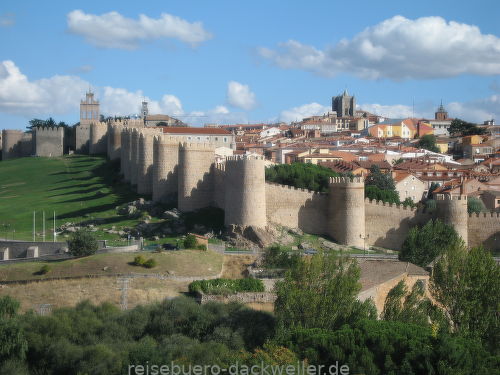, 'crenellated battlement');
364,198,429,213
469,211,500,218
214,163,226,172
33,126,64,134
179,142,216,151
225,155,265,162
265,181,326,195
435,194,468,201
329,176,364,184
